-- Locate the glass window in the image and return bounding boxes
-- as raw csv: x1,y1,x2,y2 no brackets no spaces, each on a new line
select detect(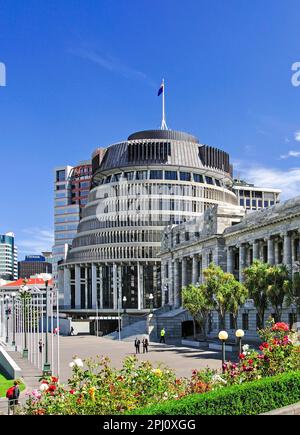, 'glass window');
124,171,134,180
193,174,204,183
205,176,214,185
56,184,66,191
165,171,177,180
215,179,221,187
264,200,268,207
258,200,262,207
270,201,274,206
105,175,111,184
240,198,244,206
80,181,90,189
246,199,250,207
136,170,148,180
180,172,191,182
150,170,163,180
112,173,121,182
252,199,256,207
56,170,66,182
242,313,249,330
